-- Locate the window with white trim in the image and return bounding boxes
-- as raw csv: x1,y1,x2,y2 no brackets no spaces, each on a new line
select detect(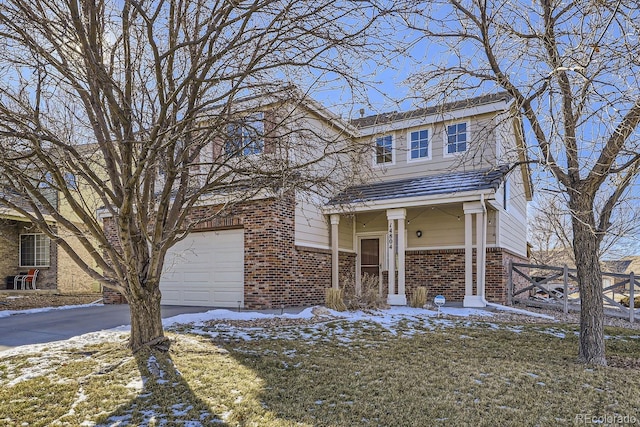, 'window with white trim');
375,135,393,164
225,112,264,157
446,122,468,155
408,129,430,160
20,234,50,267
